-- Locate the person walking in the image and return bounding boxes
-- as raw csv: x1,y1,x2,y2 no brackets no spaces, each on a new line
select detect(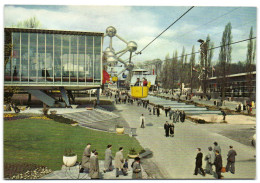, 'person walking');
225,146,237,174
169,123,175,137
214,150,223,179
164,107,169,117
157,106,160,117
180,111,186,122
140,114,145,128
132,157,142,179
80,143,91,173
164,121,170,137
194,148,206,176
89,152,100,179
104,145,113,173
204,146,215,175
115,147,127,177
213,142,221,155
169,109,173,120
153,106,156,115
